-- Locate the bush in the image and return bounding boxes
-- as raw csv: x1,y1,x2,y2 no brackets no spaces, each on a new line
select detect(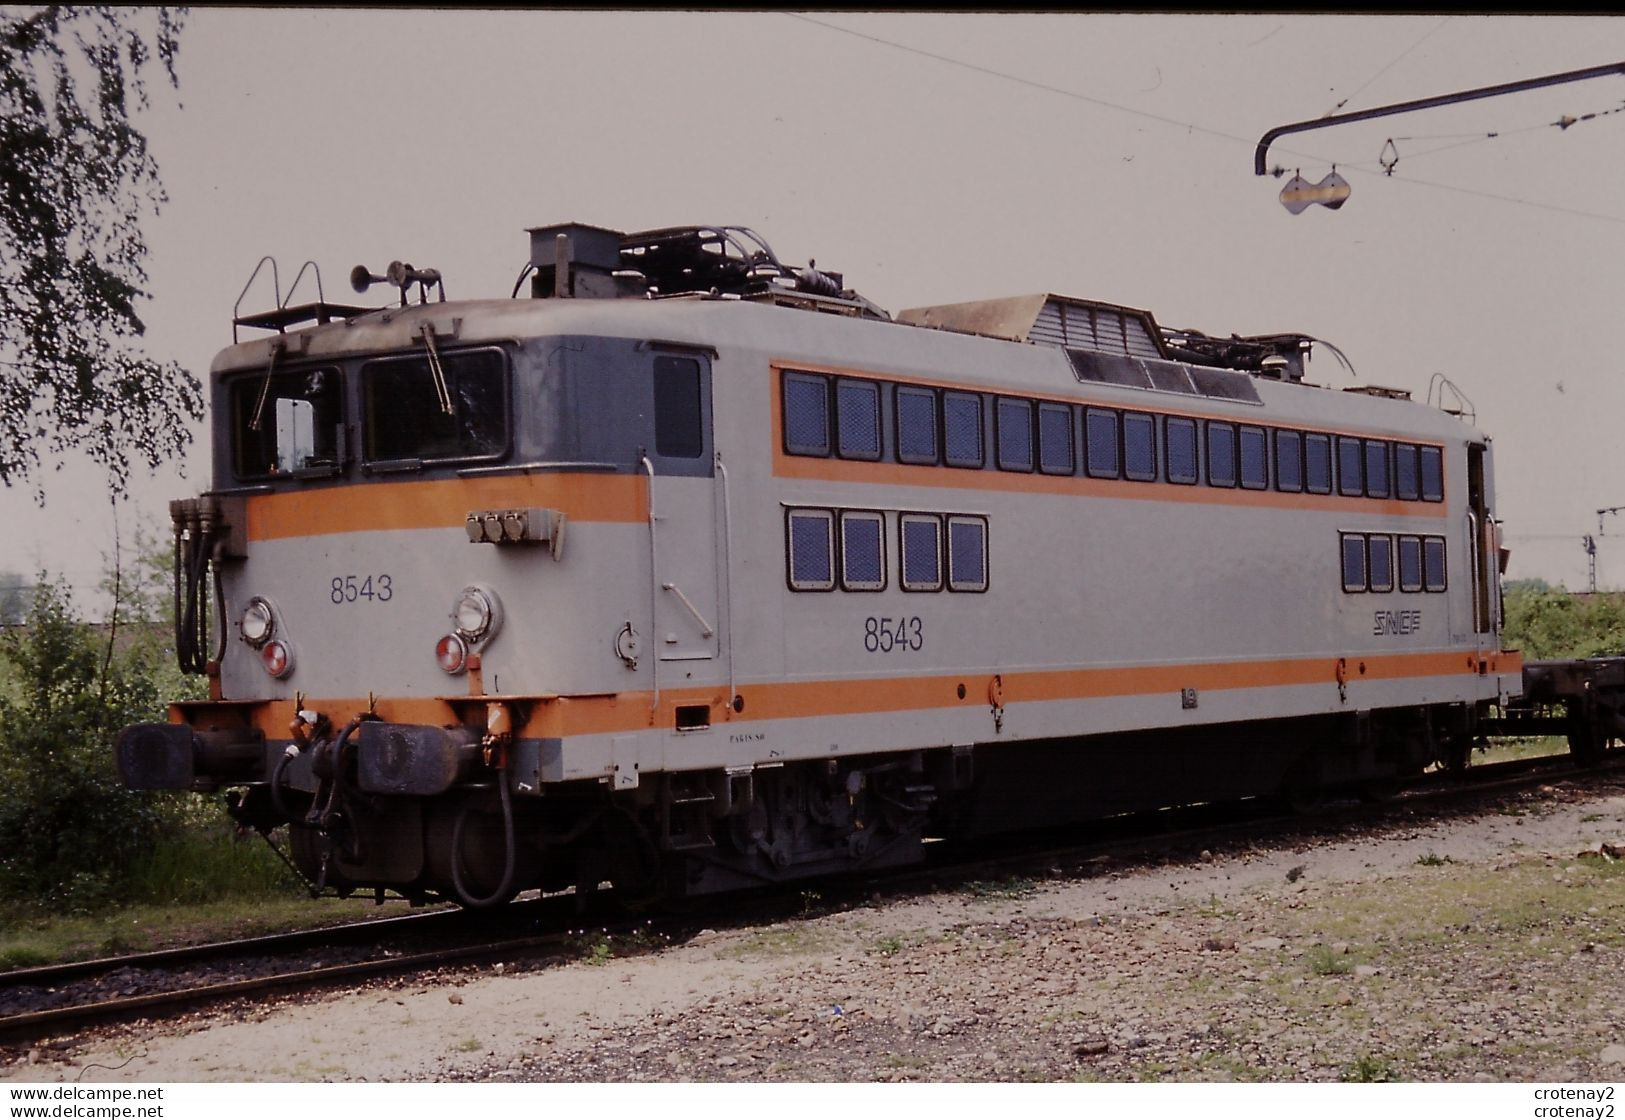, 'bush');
0,579,170,910
1501,586,1625,660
